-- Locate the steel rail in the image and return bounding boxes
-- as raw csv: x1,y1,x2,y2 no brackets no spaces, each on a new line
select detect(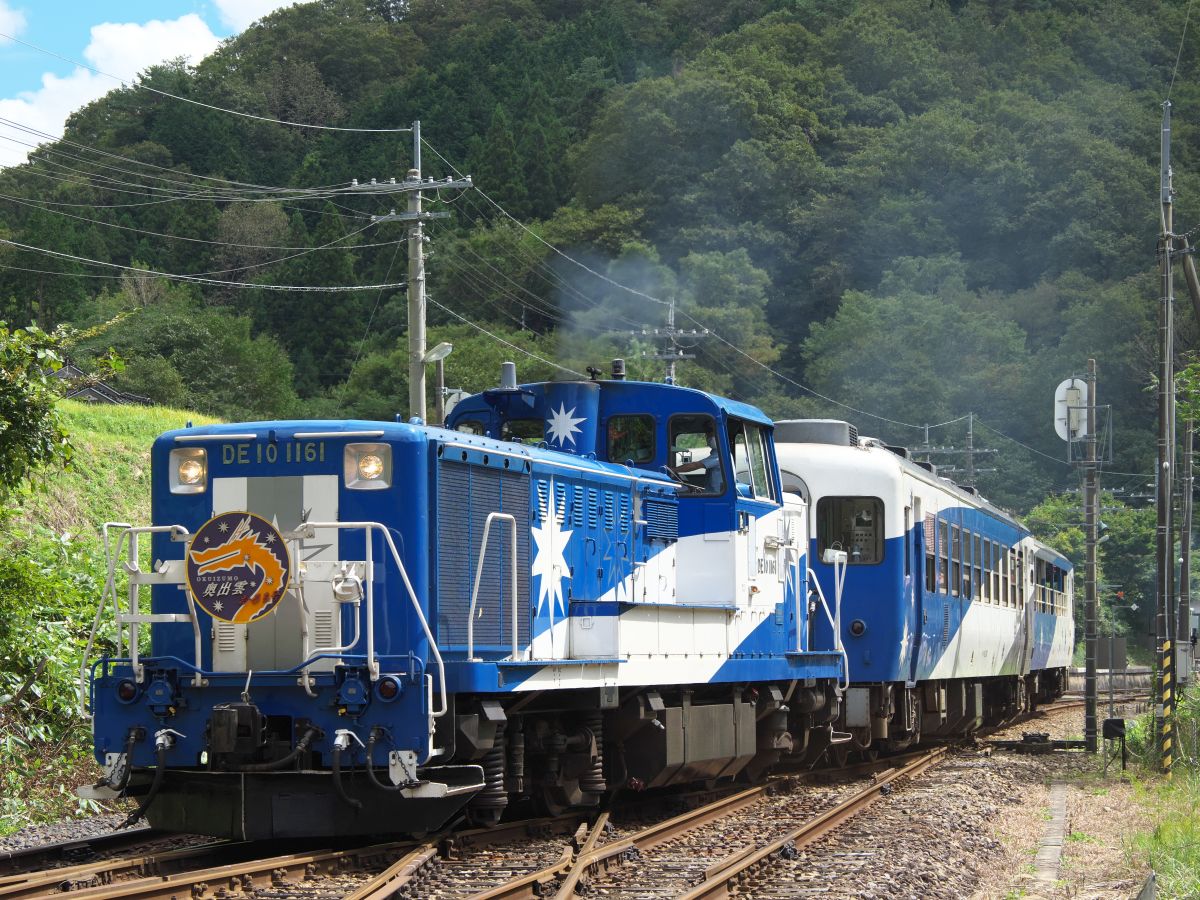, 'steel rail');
7,841,416,900
331,815,588,900
537,783,774,898
0,839,241,899
678,747,947,900
0,829,160,879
